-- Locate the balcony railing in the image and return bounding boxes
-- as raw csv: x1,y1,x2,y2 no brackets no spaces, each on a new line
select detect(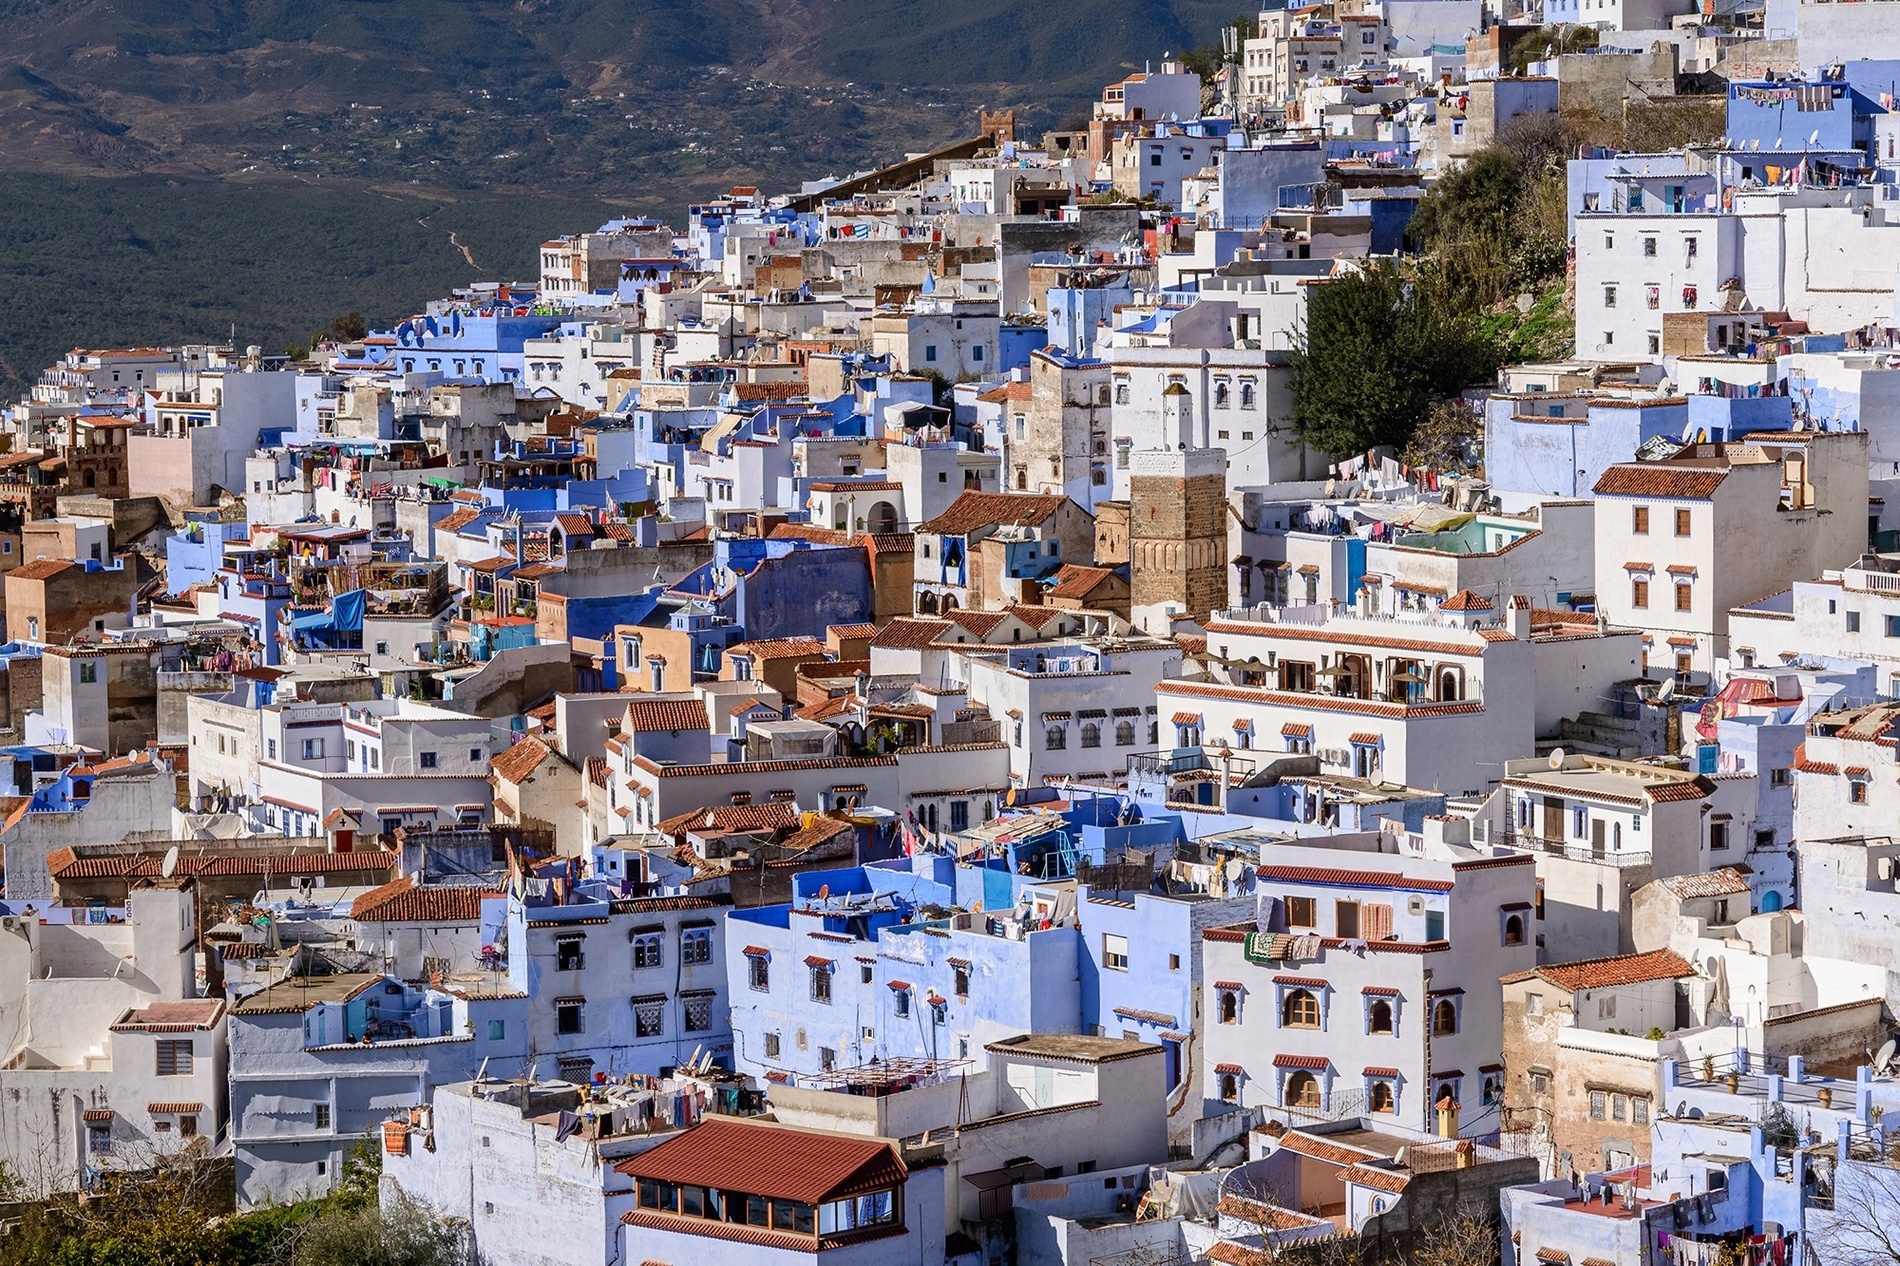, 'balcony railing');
1492,829,1652,868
